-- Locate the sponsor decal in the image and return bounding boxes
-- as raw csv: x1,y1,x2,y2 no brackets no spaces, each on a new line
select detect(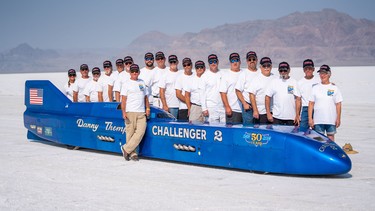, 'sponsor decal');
37,126,43,134
319,142,338,152
76,119,99,132
30,124,36,130
105,121,126,134
30,88,43,105
214,130,223,142
44,127,53,136
76,119,126,134
151,125,207,140
243,132,271,147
